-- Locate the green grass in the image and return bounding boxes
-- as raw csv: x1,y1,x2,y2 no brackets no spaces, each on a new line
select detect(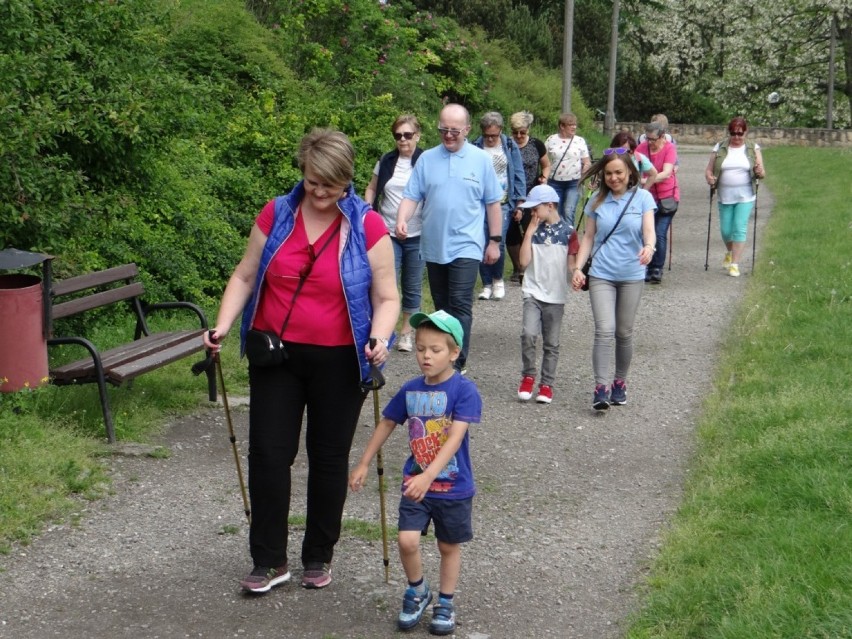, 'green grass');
624,146,852,638
0,311,245,548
